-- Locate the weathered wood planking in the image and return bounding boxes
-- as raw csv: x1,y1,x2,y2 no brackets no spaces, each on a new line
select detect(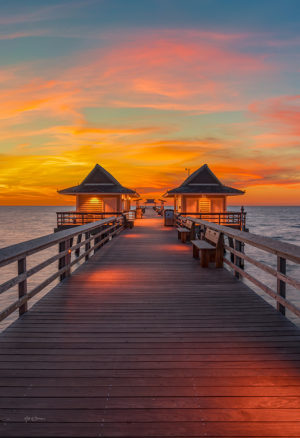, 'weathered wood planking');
1,211,300,437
